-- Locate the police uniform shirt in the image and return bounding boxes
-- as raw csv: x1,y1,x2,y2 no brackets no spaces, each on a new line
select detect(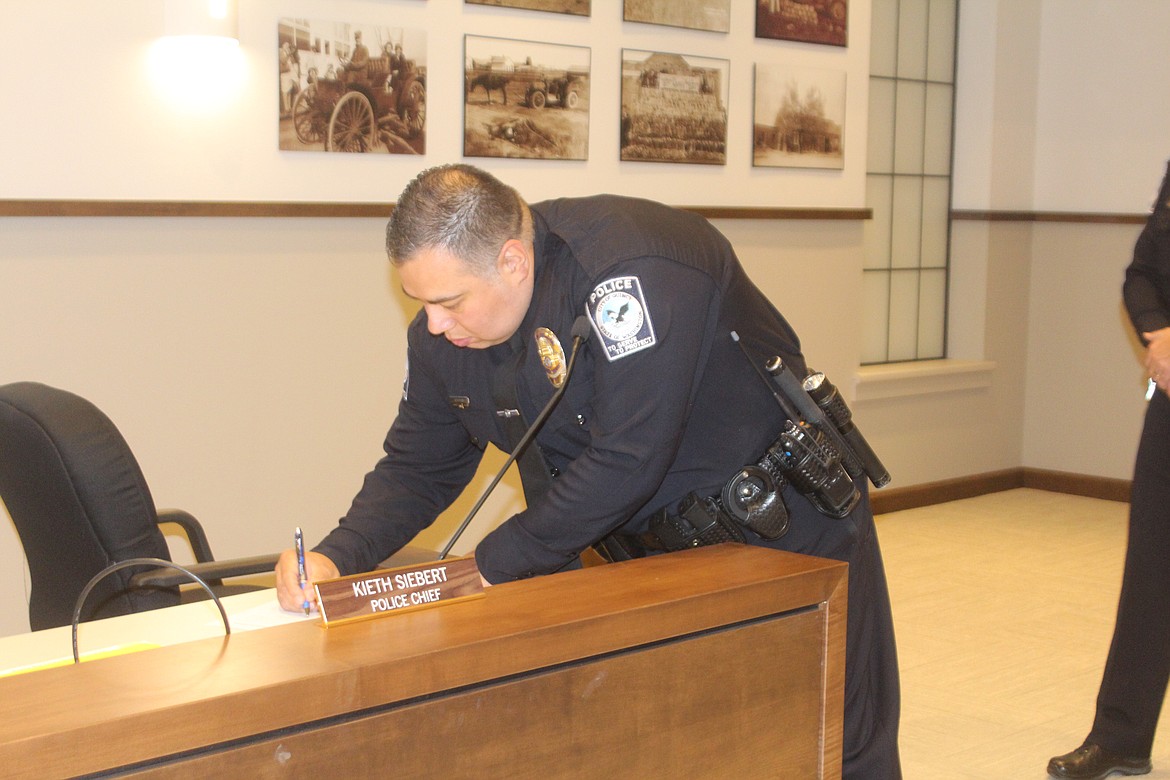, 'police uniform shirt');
1124,160,1170,338
315,195,810,582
